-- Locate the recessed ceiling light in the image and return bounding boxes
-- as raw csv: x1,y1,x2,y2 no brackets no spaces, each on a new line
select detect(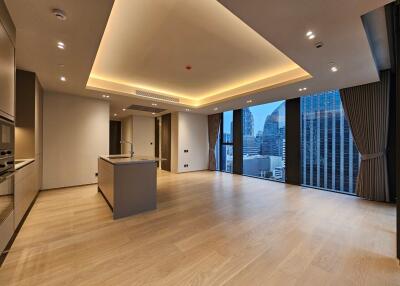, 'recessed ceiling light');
57,42,65,49
60,76,66,82
299,87,308,92
213,107,218,111
106,95,110,98
151,103,157,106
122,108,126,111
102,94,106,98
185,108,190,111
330,66,338,72
246,99,253,104
152,112,156,115
306,31,315,40
113,113,117,117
